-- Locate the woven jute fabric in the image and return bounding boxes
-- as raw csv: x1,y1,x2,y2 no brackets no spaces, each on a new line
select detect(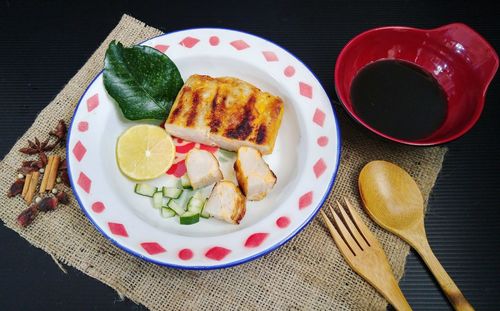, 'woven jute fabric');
0,15,446,310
